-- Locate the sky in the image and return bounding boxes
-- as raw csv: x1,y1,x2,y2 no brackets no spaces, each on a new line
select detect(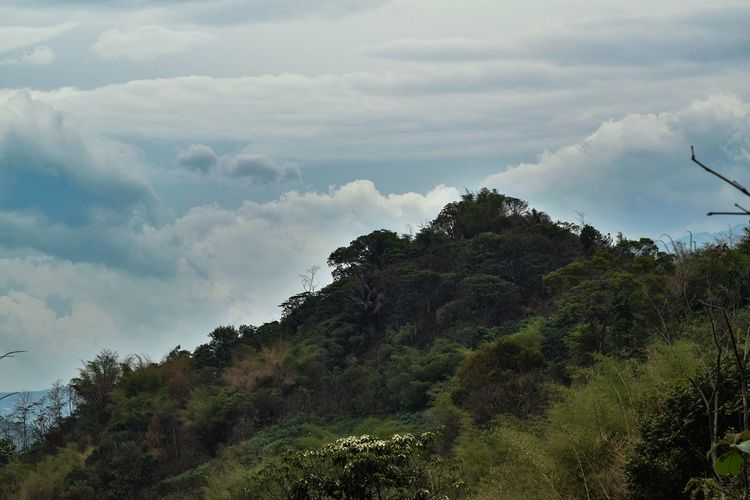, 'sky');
1,0,750,390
